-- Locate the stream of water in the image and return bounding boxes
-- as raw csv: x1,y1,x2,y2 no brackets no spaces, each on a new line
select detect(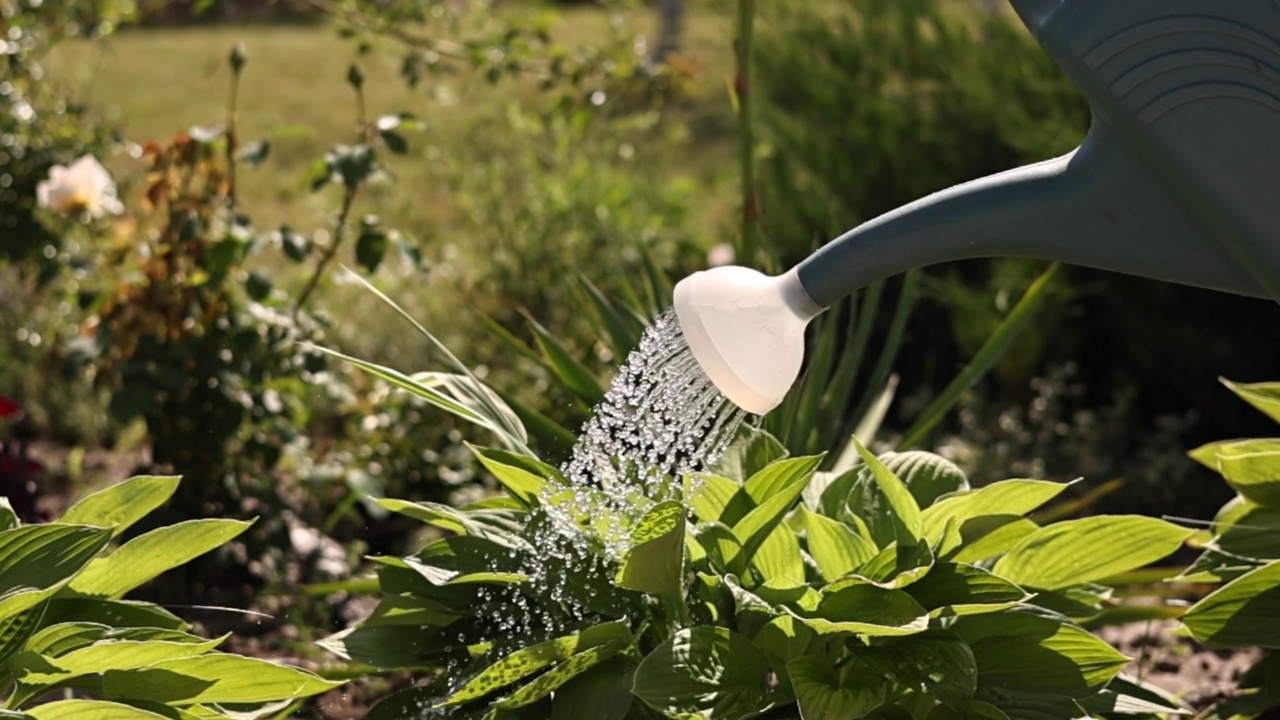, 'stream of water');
424,309,749,713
